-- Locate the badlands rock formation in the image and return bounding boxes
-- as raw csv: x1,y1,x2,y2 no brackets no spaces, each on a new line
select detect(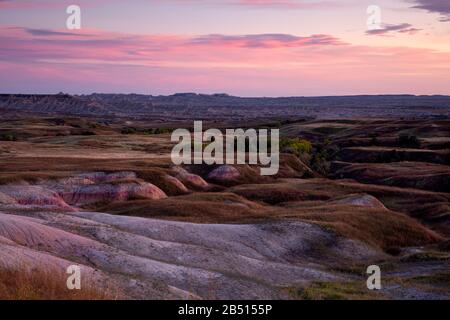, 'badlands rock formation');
172,166,209,190
207,165,241,182
331,161,450,193
0,172,167,211
0,185,75,212
164,175,189,193
0,168,448,299
330,193,388,210
0,170,391,299
0,208,382,299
